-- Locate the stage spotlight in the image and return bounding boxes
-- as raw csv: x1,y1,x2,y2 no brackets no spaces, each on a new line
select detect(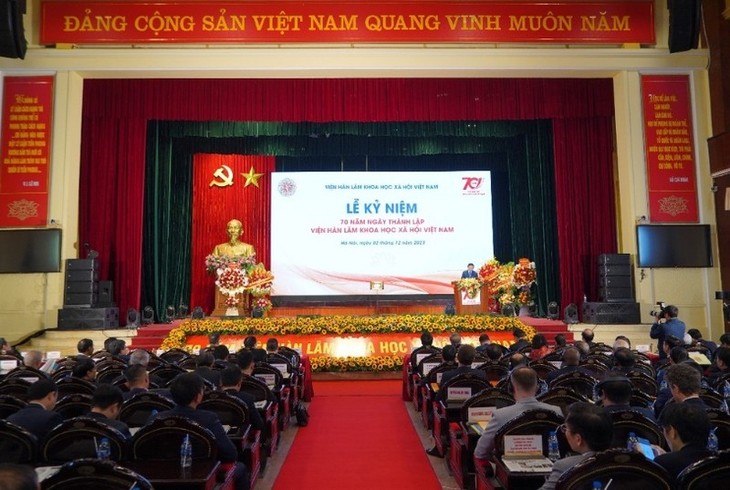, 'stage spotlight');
177,303,189,319
444,304,456,316
126,308,140,329
527,303,538,317
251,306,264,318
563,303,579,324
501,303,516,317
165,305,176,323
547,301,559,320
191,306,205,320
141,306,155,325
